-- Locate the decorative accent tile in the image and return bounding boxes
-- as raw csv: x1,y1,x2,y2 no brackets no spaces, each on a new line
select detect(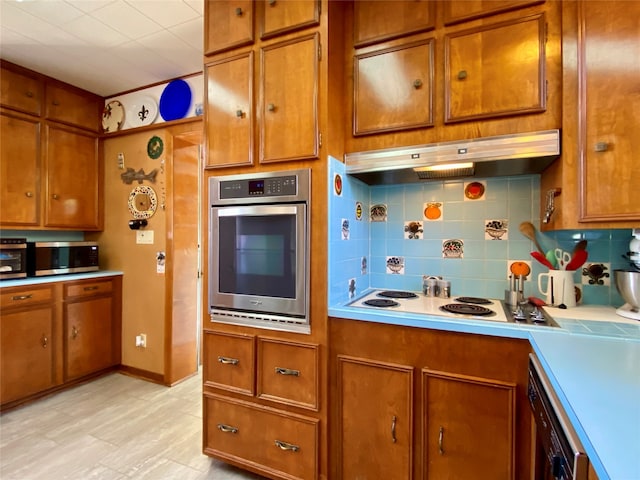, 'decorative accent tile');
370,204,387,222
582,262,611,285
442,239,464,258
404,221,424,239
361,256,367,275
423,202,443,221
485,219,509,240
341,218,350,240
355,201,363,221
348,278,356,299
333,173,343,196
464,181,486,200
386,256,405,274
507,260,532,279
